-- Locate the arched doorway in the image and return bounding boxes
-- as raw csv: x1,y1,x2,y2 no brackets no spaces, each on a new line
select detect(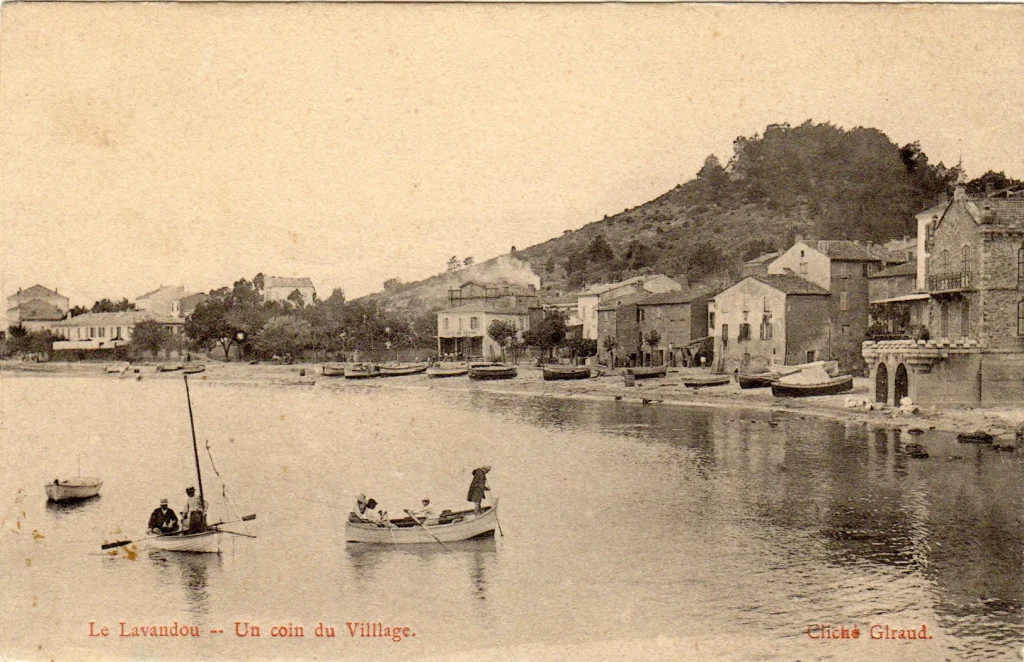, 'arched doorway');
894,364,909,405
875,363,889,404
